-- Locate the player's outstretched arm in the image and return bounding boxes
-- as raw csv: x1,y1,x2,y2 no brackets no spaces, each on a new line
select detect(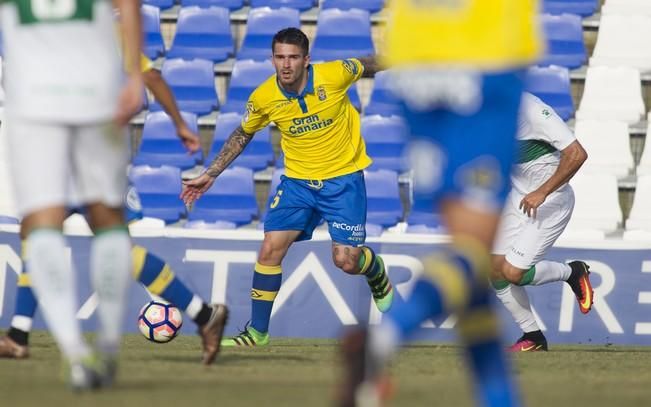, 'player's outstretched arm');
520,140,588,218
357,56,383,77
114,0,144,126
143,69,201,153
180,125,254,205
